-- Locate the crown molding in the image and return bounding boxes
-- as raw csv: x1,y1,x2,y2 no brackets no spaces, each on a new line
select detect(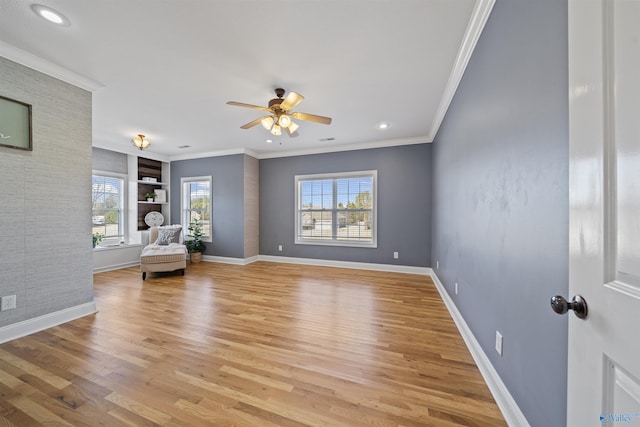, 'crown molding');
92,140,260,162
95,137,430,163
0,41,103,92
168,147,260,162
427,0,496,141
92,141,172,162
255,136,431,160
